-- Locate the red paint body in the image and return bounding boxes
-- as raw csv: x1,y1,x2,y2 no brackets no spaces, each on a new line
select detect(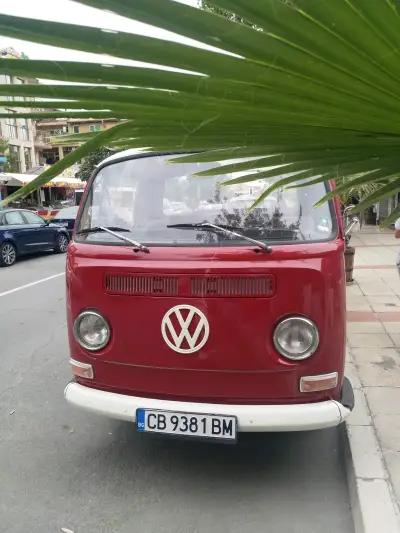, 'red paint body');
66,197,346,405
